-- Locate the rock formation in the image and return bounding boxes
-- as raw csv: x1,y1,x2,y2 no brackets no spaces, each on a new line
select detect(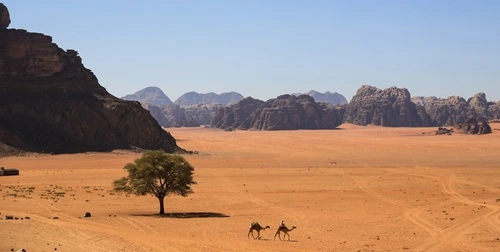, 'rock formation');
174,91,244,107
344,86,427,126
412,93,496,126
488,101,500,119
454,118,492,135
184,104,222,126
0,4,178,154
0,3,10,29
212,97,264,130
162,104,200,127
121,86,173,106
212,95,344,130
